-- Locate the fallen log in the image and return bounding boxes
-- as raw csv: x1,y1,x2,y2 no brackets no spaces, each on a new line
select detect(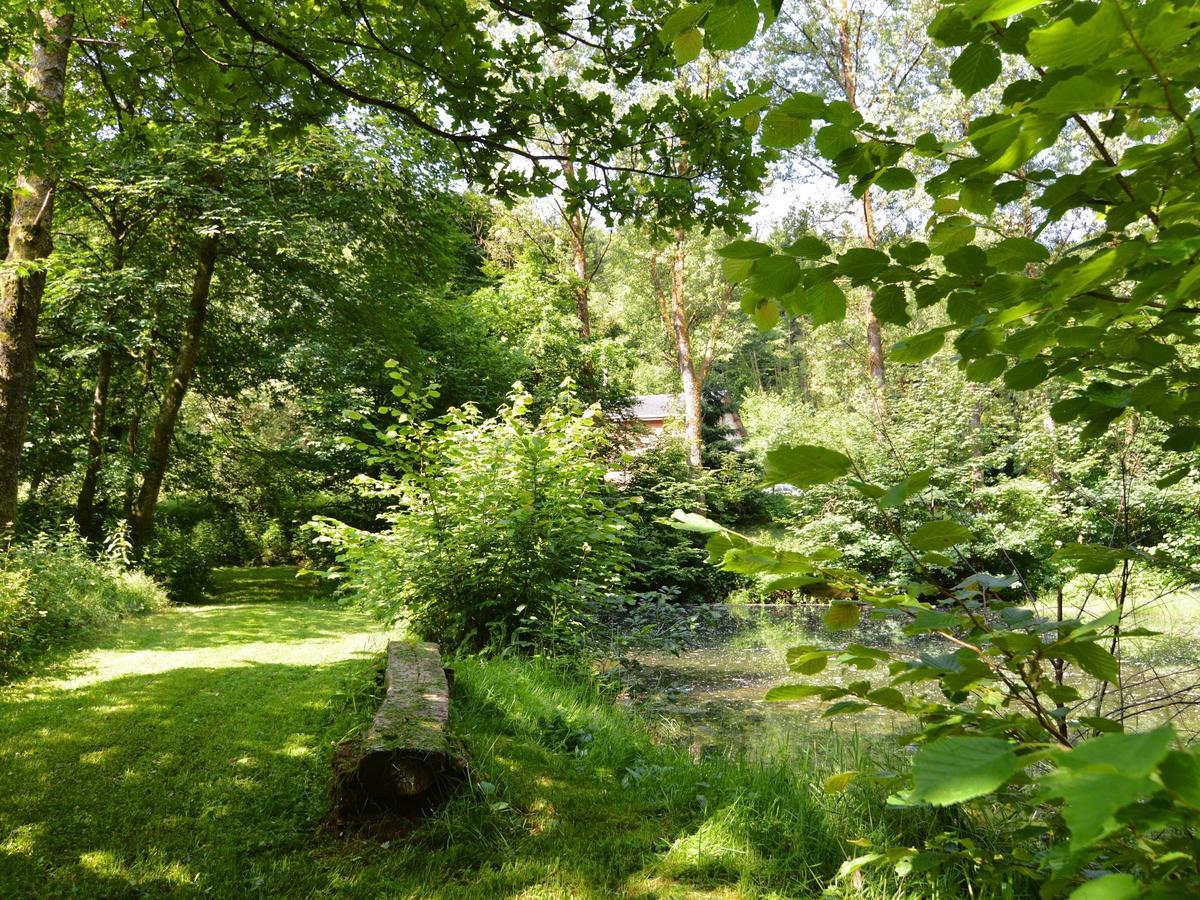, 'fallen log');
333,640,460,815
